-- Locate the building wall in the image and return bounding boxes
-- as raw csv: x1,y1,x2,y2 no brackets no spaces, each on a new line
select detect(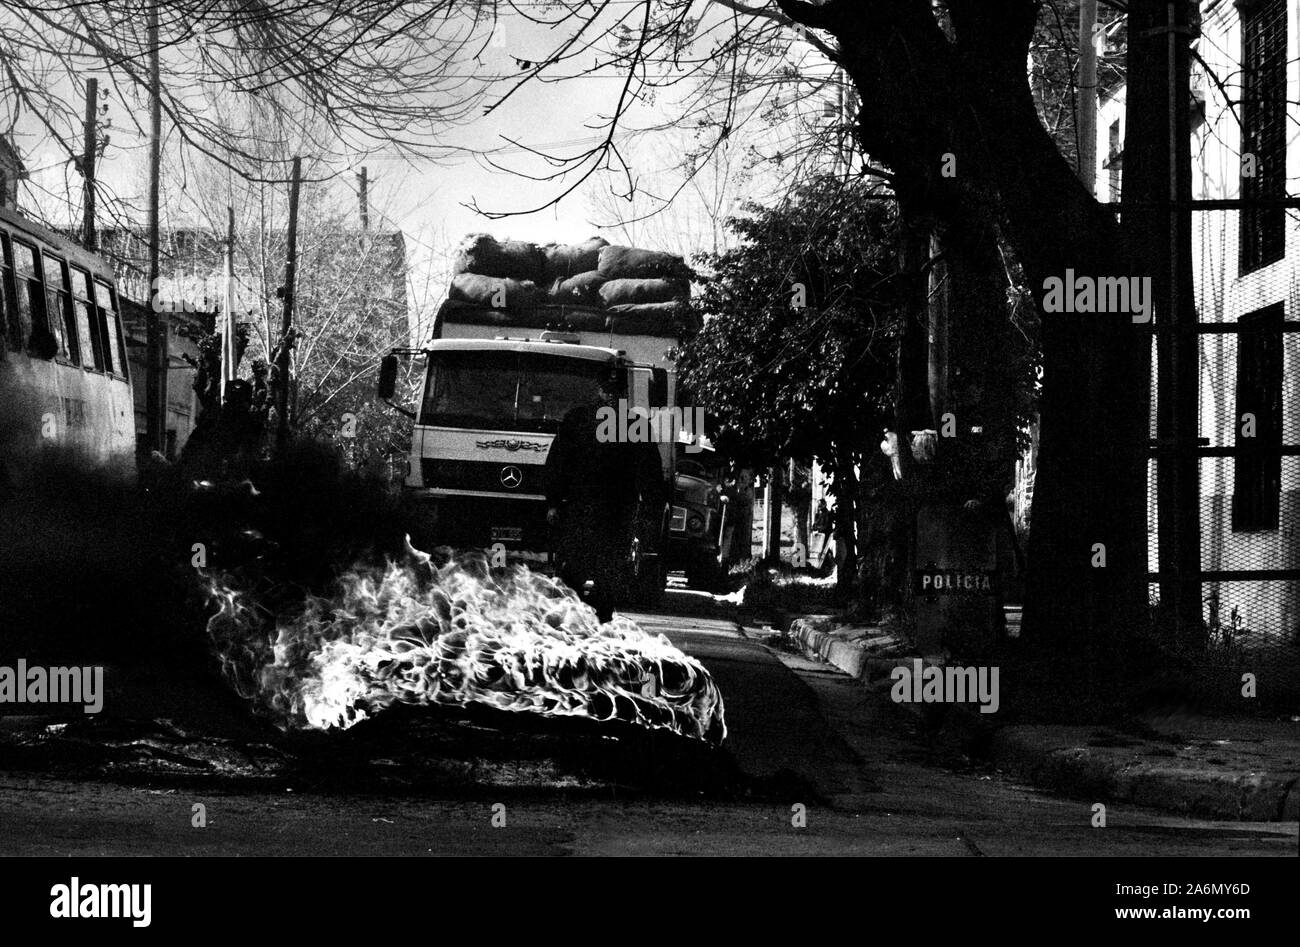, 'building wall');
1097,0,1300,638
